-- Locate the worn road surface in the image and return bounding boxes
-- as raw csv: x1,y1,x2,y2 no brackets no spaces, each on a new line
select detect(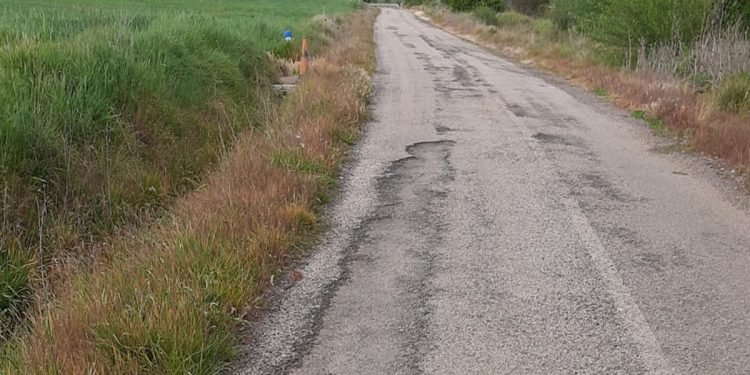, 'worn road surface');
237,8,750,374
